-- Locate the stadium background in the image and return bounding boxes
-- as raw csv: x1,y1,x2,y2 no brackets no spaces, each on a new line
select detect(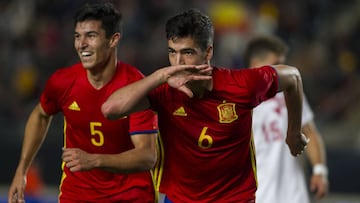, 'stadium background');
1,0,360,202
